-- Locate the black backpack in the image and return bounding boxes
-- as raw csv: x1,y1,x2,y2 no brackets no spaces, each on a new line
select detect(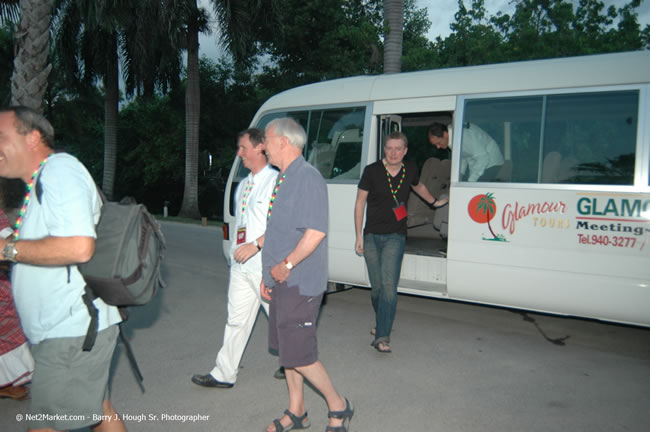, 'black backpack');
36,175,166,384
